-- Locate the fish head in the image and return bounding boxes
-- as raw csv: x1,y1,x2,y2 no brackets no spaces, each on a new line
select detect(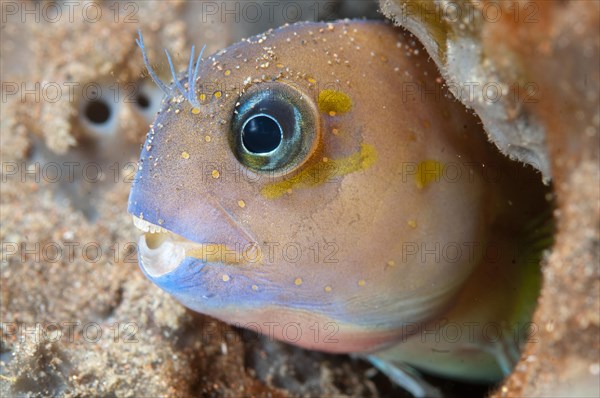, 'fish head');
128,21,493,353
